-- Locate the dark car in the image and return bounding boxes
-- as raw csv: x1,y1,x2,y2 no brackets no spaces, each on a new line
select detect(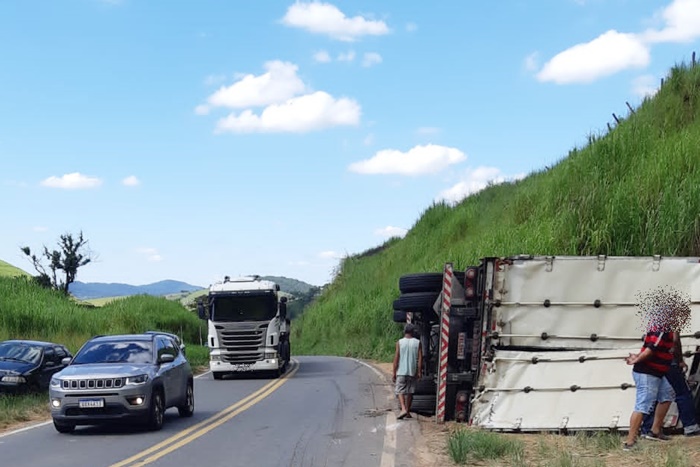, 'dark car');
0,340,72,393
49,333,194,433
